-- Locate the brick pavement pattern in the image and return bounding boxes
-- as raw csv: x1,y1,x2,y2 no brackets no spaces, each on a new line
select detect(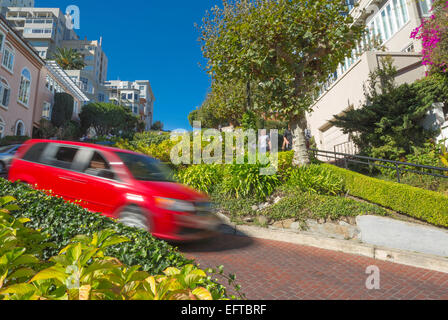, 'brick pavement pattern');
179,233,448,300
